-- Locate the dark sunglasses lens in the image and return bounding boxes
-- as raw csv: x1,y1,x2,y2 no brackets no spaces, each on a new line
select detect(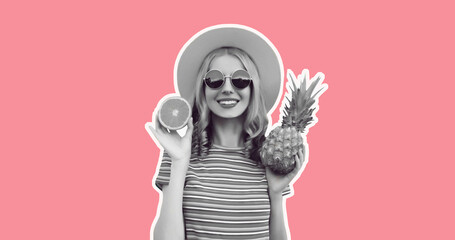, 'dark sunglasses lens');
204,70,224,89
231,70,251,89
